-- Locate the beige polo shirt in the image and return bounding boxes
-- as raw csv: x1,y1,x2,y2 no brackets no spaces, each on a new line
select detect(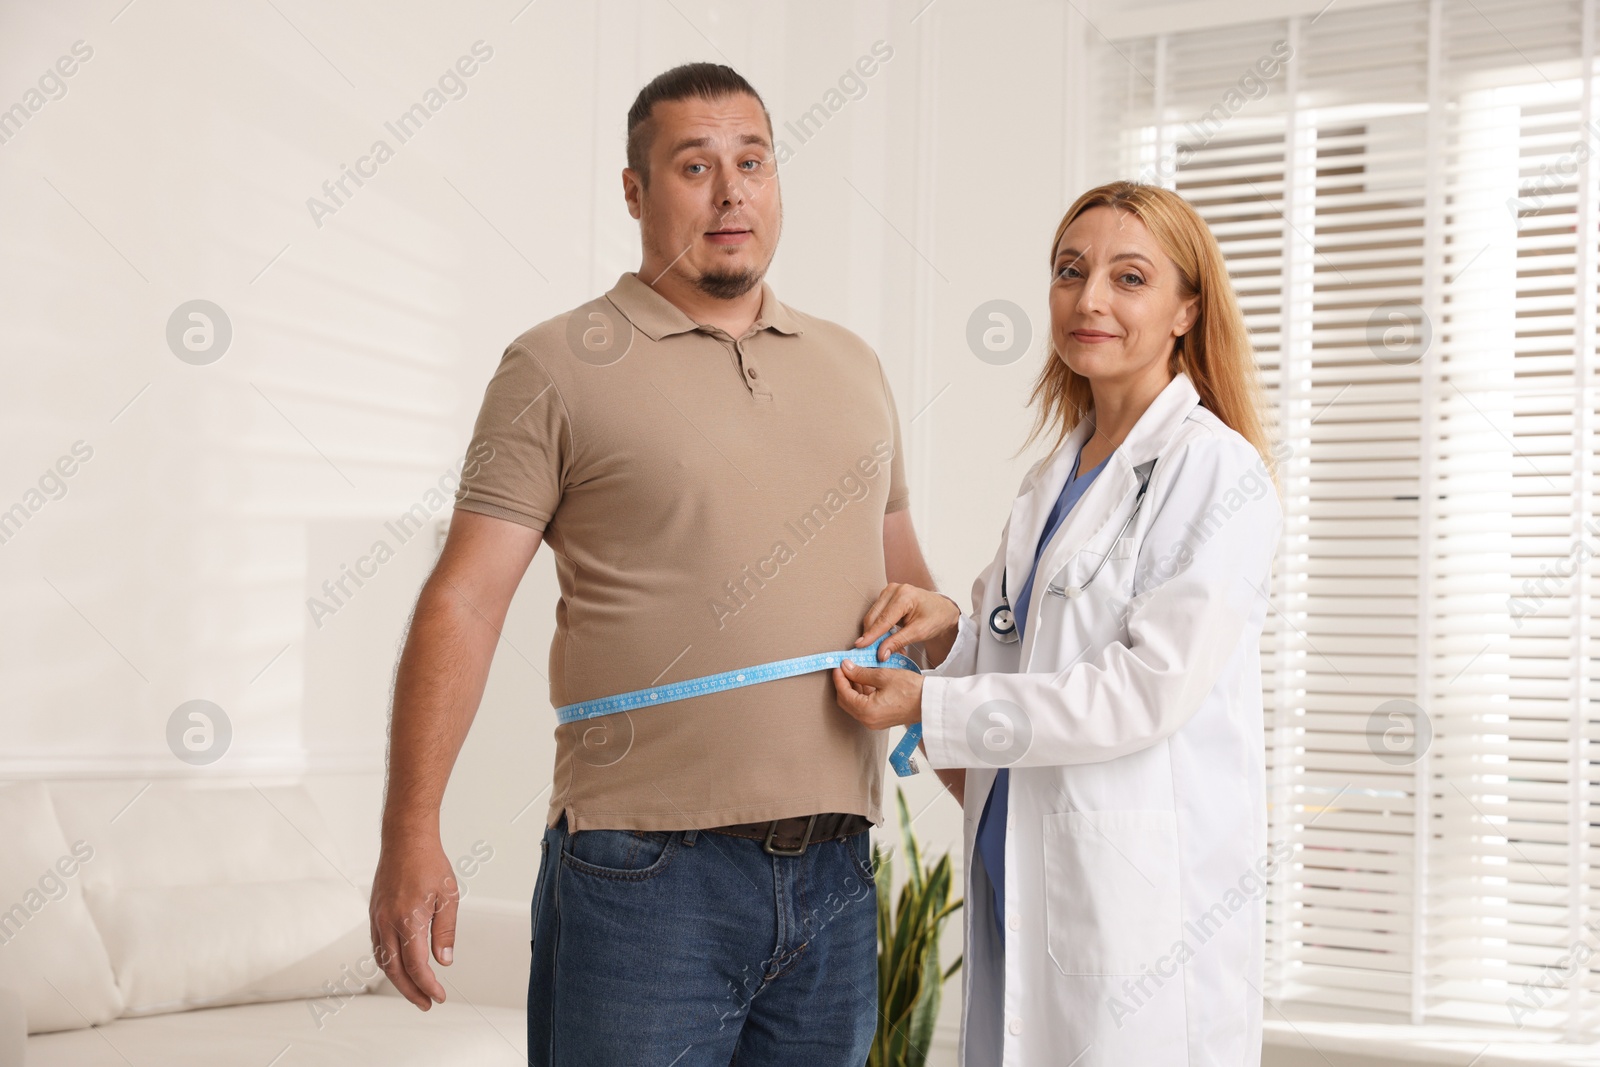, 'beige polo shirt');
453,272,910,832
